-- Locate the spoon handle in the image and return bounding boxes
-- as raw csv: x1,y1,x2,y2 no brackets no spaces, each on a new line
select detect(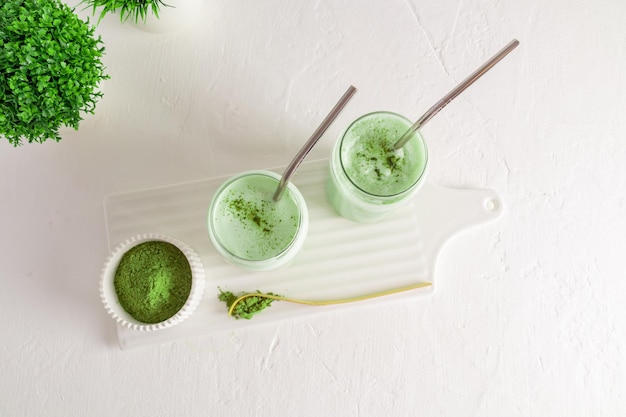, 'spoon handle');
393,39,520,150
273,85,358,201
228,281,432,317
